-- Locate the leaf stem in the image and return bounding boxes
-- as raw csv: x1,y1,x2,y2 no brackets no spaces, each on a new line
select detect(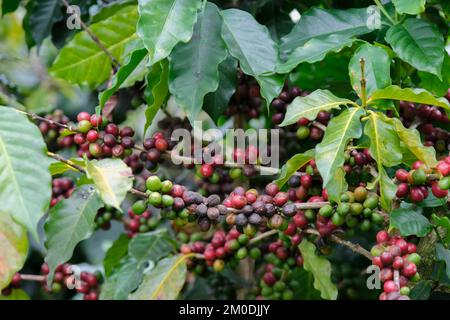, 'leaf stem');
359,58,367,107
373,0,396,25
